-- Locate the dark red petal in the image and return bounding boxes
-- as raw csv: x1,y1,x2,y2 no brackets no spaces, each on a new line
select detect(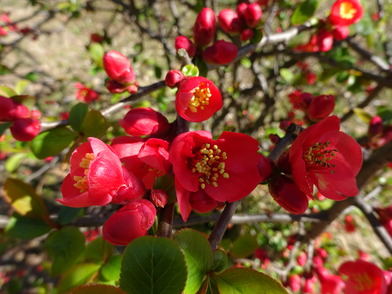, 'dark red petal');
174,179,192,222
